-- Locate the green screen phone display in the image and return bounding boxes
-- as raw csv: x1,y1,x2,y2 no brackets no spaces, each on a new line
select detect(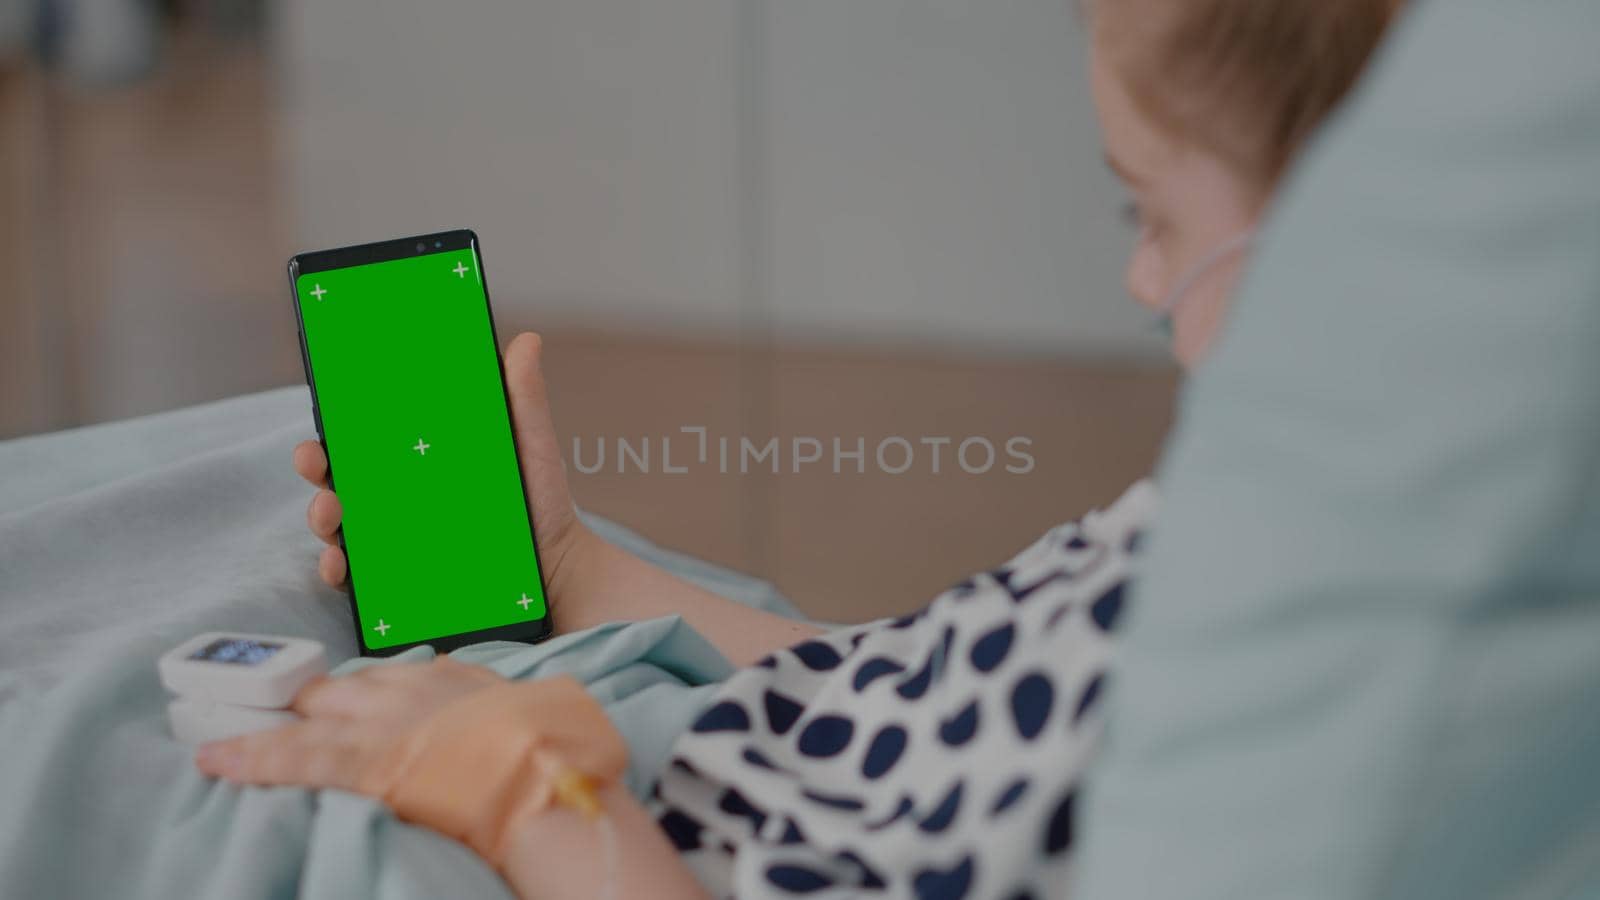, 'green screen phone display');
294,245,546,651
